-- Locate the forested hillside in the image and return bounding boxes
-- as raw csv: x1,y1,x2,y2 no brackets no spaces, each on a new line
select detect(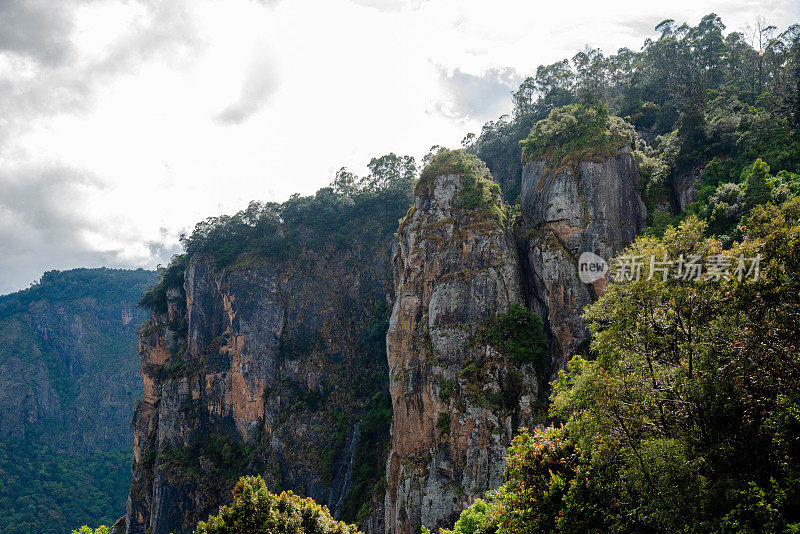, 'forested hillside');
0,268,155,534
468,14,800,228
